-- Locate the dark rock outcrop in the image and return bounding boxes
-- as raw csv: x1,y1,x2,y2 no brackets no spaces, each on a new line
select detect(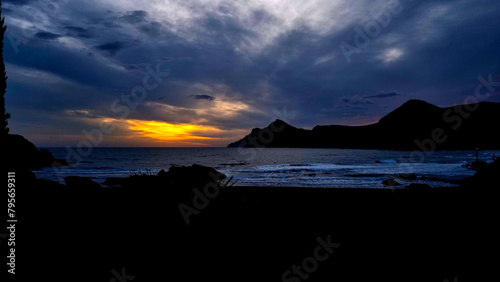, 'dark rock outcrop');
102,177,126,187
406,183,432,190
461,158,500,188
382,179,401,186
2,134,72,170
228,100,500,150
163,164,226,187
103,164,228,189
36,178,65,189
398,173,417,181
65,176,102,190
463,161,488,169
